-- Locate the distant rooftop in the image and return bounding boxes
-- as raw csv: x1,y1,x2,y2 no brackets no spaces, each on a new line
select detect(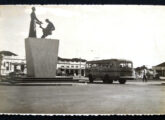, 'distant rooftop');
156,62,165,67
87,59,132,63
0,51,17,56
58,57,87,62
